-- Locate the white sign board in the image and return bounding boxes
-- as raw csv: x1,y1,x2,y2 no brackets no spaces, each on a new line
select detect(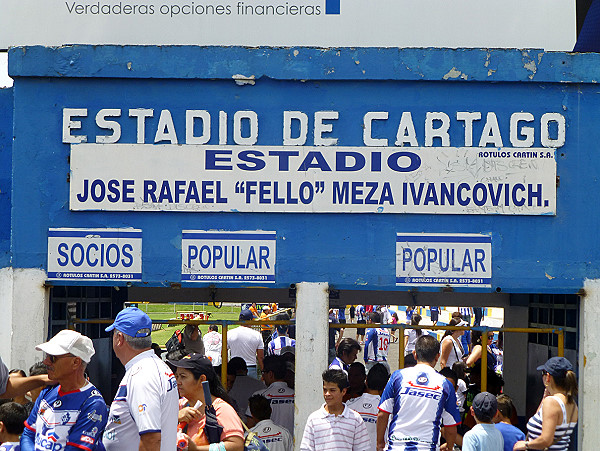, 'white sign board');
396,233,492,288
70,144,557,215
1,0,575,50
181,230,276,282
48,228,142,281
